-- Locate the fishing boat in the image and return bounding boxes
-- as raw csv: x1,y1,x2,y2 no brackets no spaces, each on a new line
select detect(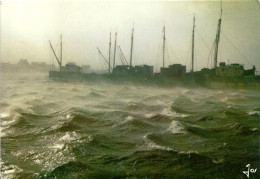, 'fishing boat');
96,25,154,83
49,35,82,79
48,10,259,88
192,8,258,88
49,35,106,81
